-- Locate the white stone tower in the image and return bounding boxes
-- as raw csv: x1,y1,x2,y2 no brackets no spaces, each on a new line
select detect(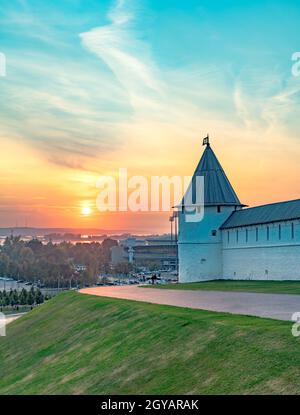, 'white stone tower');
178,137,244,282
